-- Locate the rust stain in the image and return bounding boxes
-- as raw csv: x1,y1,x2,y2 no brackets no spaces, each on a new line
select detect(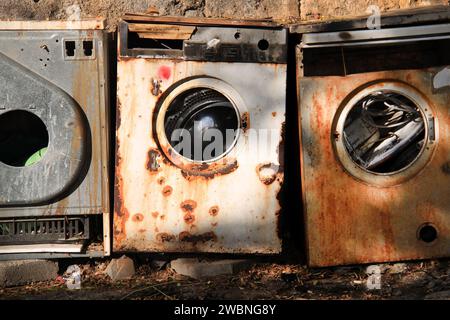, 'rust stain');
151,211,159,218
138,229,146,233
272,111,277,117
241,112,250,132
211,222,218,227
162,185,173,196
146,148,161,173
179,231,218,243
132,213,144,222
183,212,195,224
156,232,176,242
157,177,165,185
180,200,197,213
181,160,239,180
209,206,219,217
256,163,279,185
